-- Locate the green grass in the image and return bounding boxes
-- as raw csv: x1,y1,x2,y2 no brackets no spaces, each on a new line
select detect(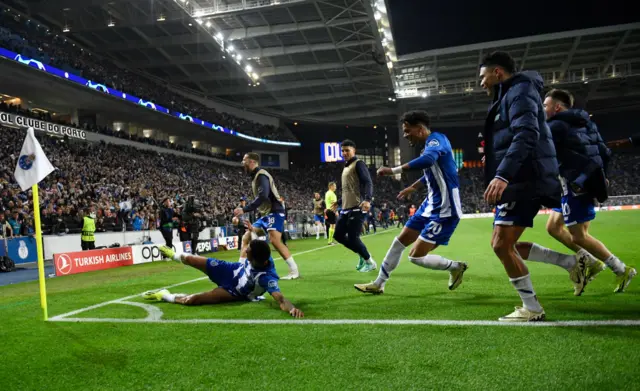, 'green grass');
2,211,640,390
